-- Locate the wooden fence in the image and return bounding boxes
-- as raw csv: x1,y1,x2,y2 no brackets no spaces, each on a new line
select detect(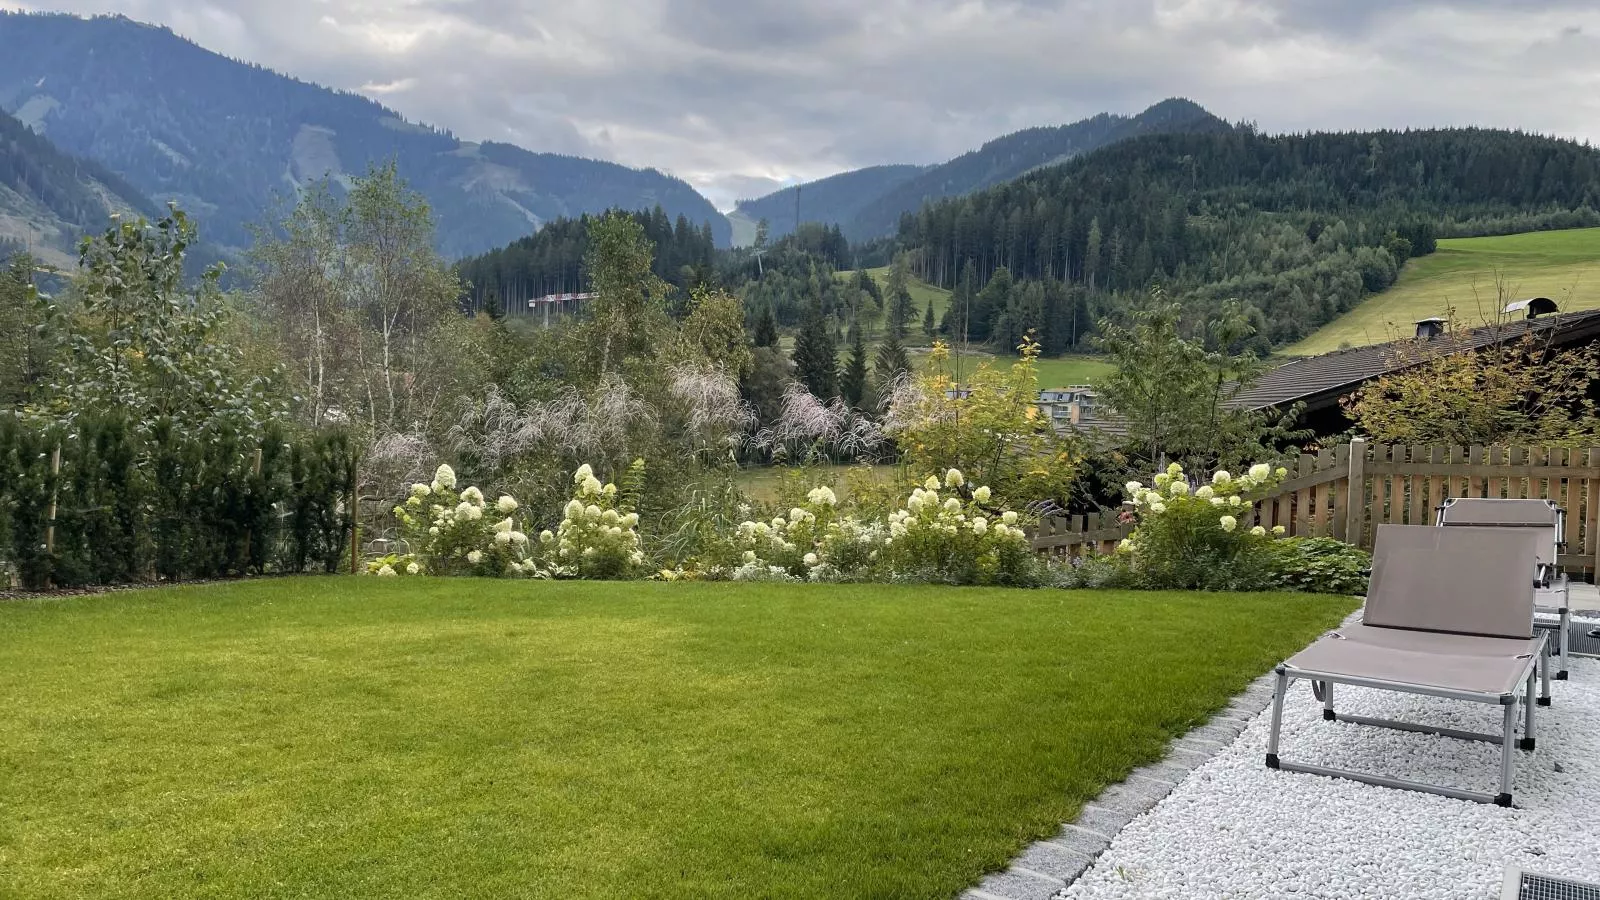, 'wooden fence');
1033,439,1600,576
